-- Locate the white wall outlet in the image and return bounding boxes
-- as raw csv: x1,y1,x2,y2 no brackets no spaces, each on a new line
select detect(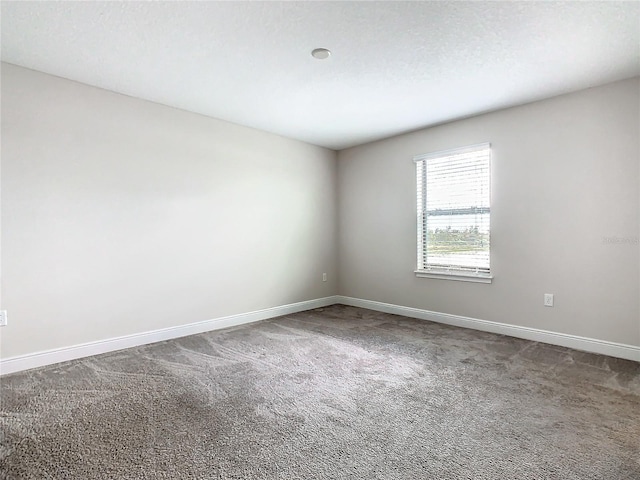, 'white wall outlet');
0,310,7,326
322,273,327,282
544,294,554,307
